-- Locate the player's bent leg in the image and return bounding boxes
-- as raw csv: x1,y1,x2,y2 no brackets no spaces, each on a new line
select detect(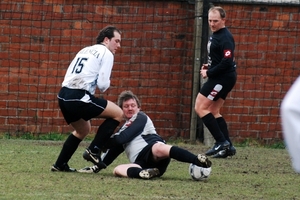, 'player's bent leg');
115,164,160,179
166,145,212,168
51,136,80,172
84,117,120,168
84,101,123,168
98,100,123,122
114,163,141,177
151,142,172,160
51,120,90,172
70,119,91,140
